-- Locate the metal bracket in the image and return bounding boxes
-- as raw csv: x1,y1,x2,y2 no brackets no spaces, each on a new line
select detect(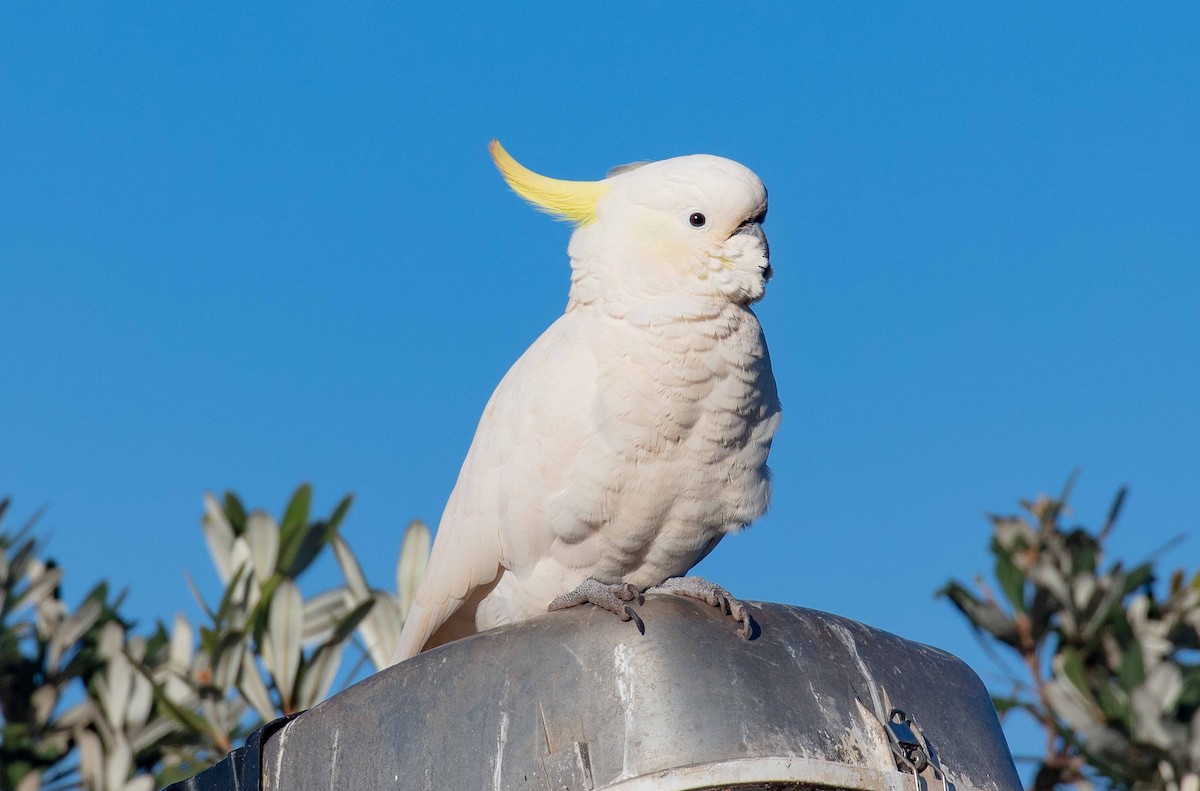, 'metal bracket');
885,708,953,791
541,740,594,791
886,708,930,773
